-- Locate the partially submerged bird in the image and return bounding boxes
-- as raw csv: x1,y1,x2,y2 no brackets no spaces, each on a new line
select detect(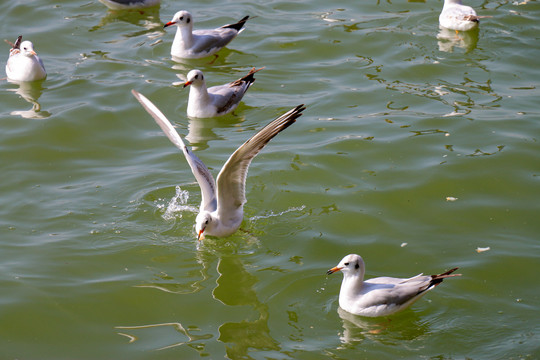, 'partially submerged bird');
439,0,489,31
164,10,249,59
99,0,160,10
131,89,305,240
183,67,263,118
327,254,461,317
5,36,46,82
